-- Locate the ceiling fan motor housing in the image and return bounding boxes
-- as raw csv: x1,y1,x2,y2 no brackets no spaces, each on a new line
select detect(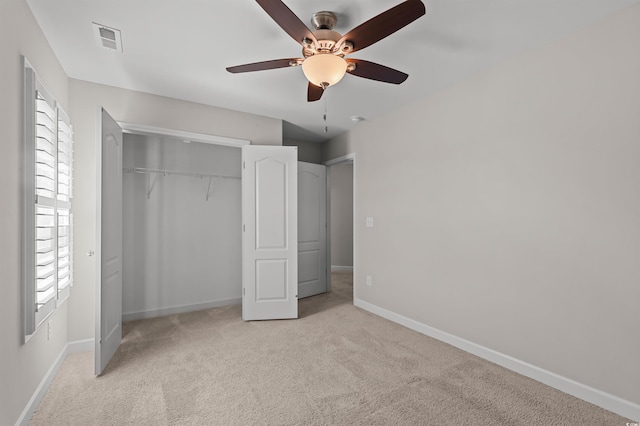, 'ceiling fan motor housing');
311,11,337,30
303,11,354,57
311,29,341,52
